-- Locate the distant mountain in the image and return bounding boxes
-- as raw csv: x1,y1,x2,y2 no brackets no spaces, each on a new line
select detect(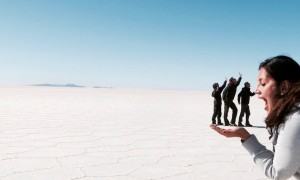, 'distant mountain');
31,83,85,88
93,86,113,89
